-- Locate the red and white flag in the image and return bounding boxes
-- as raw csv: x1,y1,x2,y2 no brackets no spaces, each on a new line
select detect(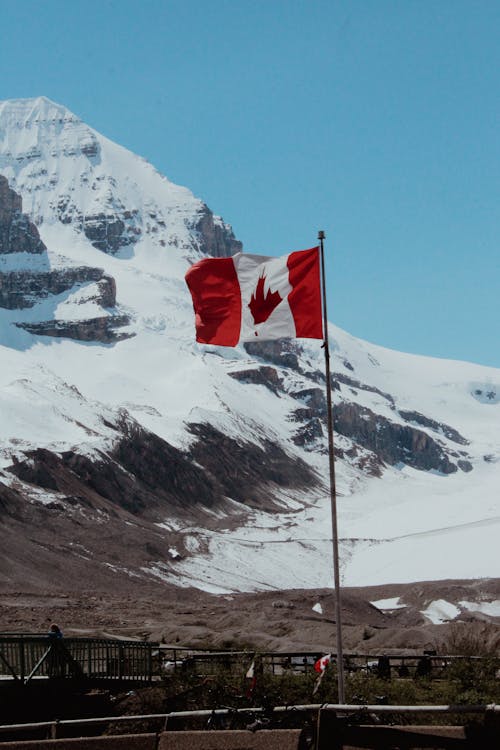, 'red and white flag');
185,246,323,346
312,653,332,696
314,653,331,674
245,658,259,698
